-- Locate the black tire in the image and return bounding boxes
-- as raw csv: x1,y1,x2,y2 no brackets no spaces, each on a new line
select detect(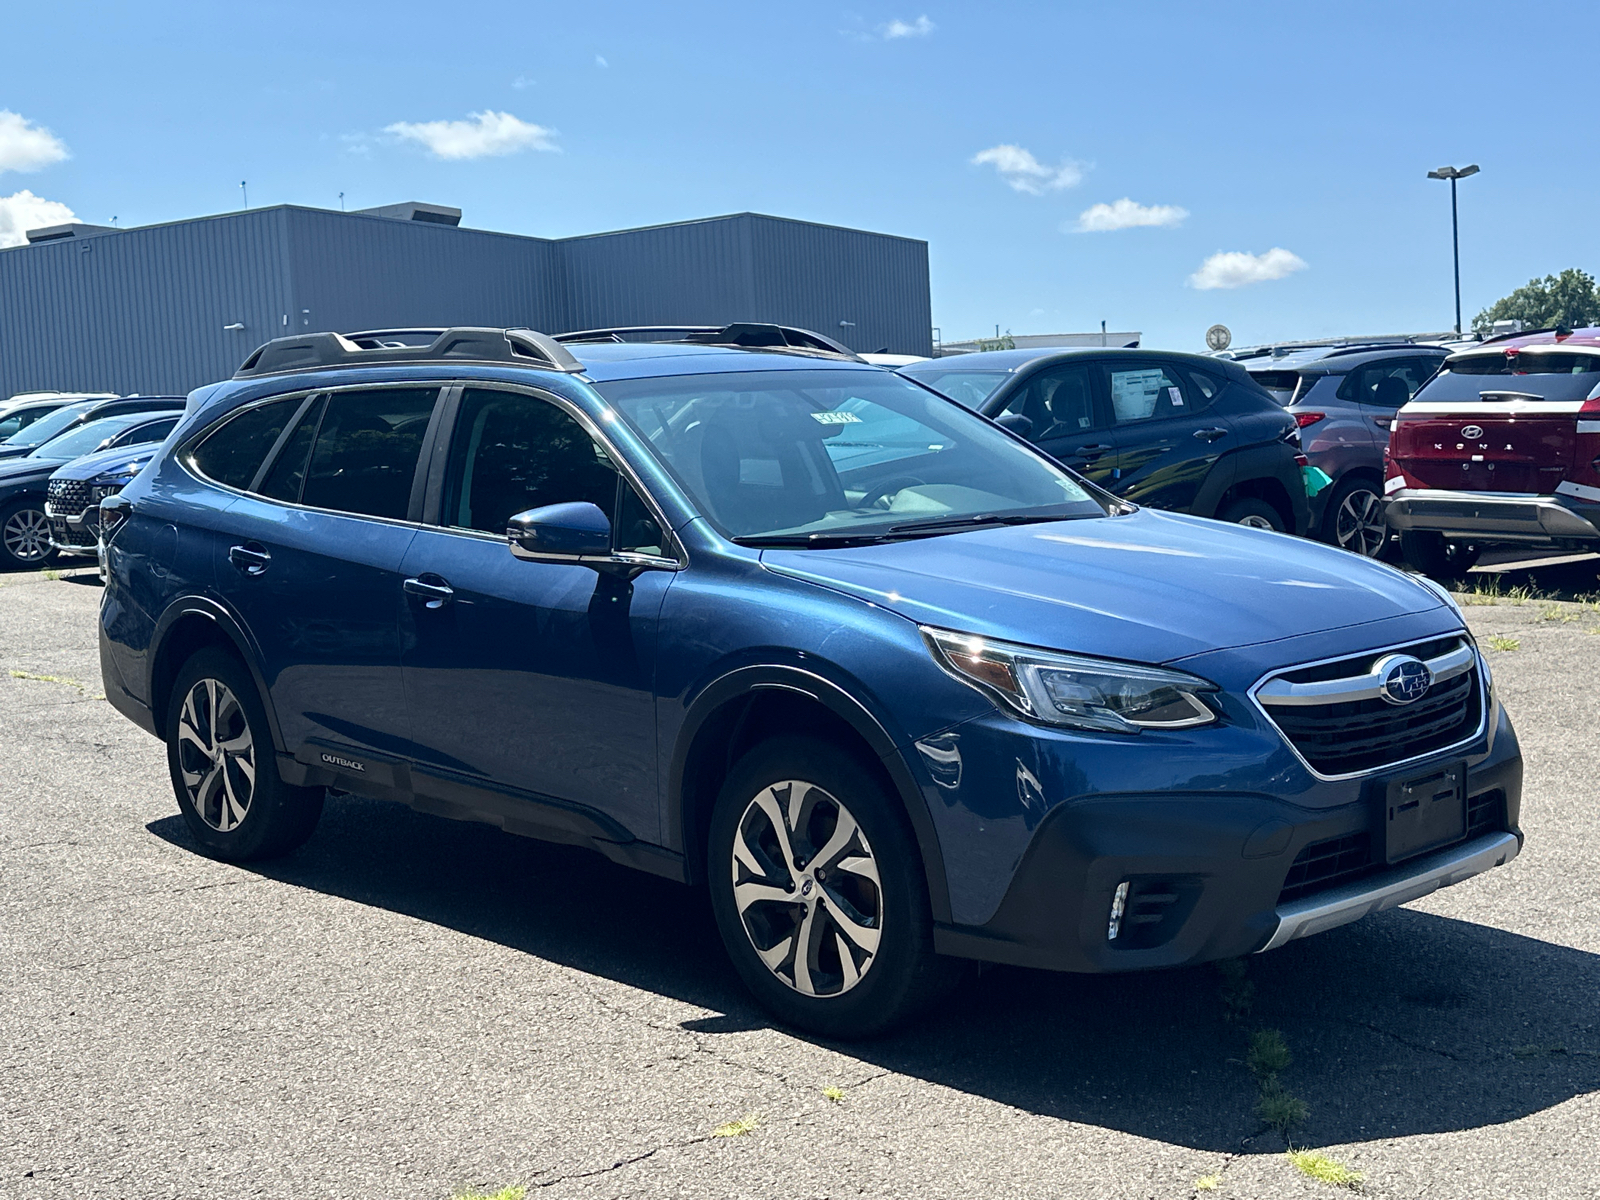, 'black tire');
1218,497,1285,532
1399,530,1482,579
165,648,323,861
708,736,955,1038
0,497,57,570
1322,475,1390,558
